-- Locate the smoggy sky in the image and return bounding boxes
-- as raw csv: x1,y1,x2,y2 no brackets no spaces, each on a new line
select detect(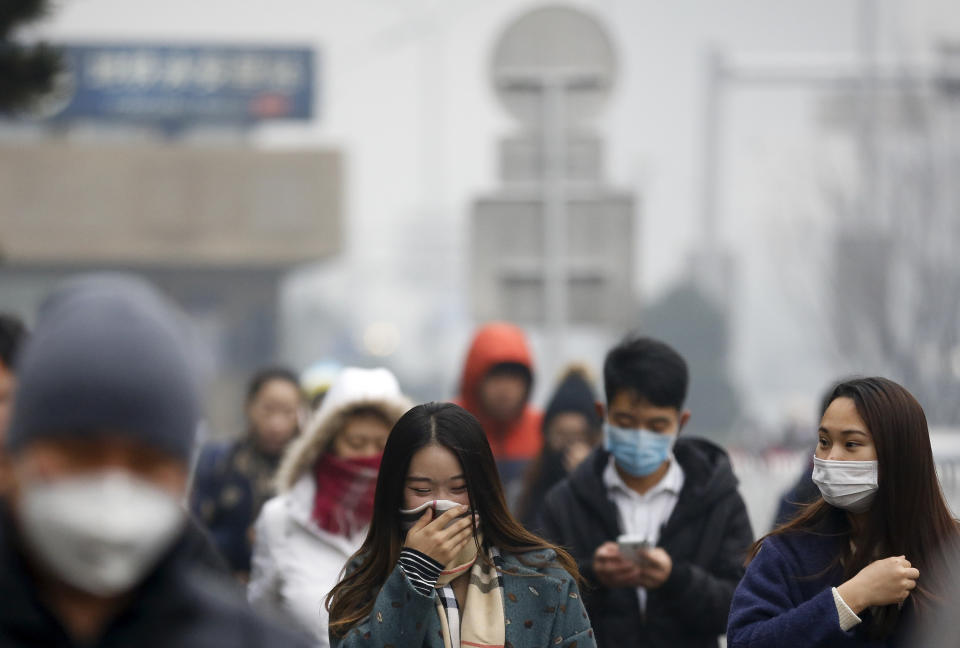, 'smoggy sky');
26,0,960,428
